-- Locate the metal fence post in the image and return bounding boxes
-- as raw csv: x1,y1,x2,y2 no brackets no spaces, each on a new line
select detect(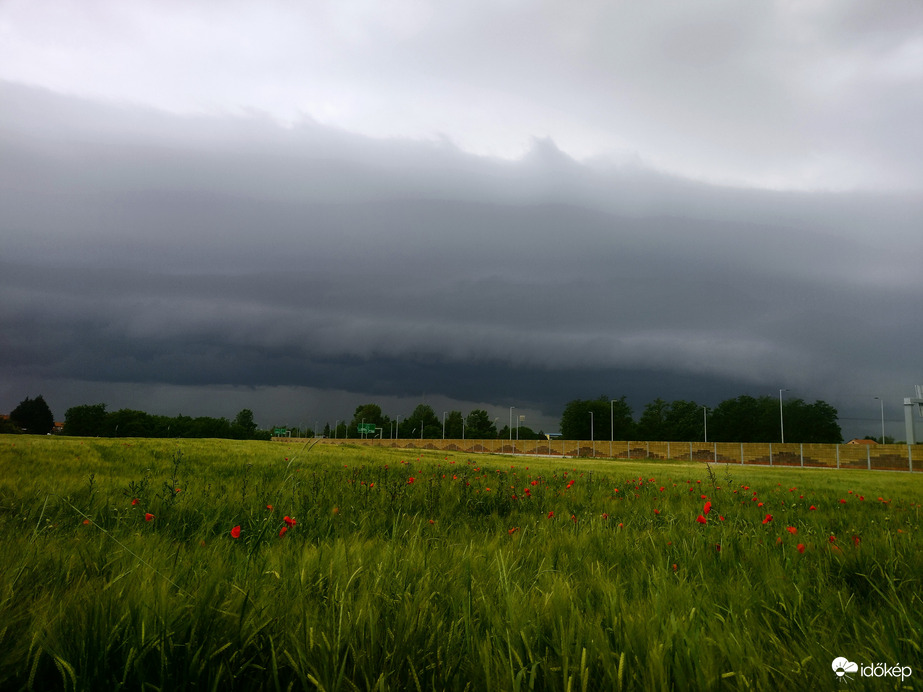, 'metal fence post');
769,443,773,466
